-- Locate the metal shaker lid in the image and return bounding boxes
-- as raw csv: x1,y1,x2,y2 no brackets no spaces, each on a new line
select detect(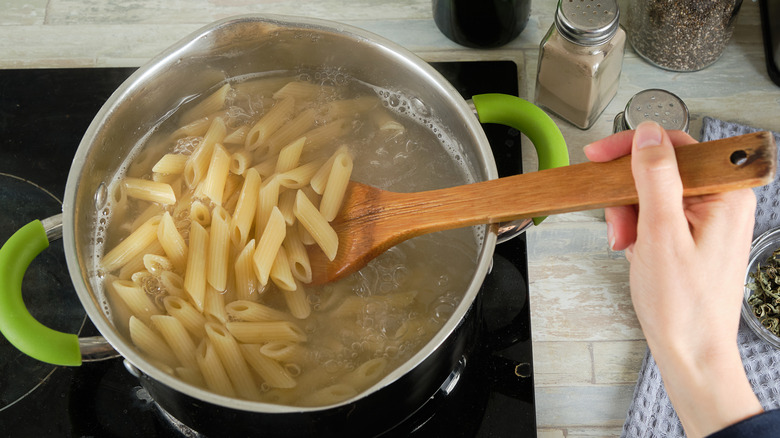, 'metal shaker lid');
555,0,620,45
623,88,689,132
